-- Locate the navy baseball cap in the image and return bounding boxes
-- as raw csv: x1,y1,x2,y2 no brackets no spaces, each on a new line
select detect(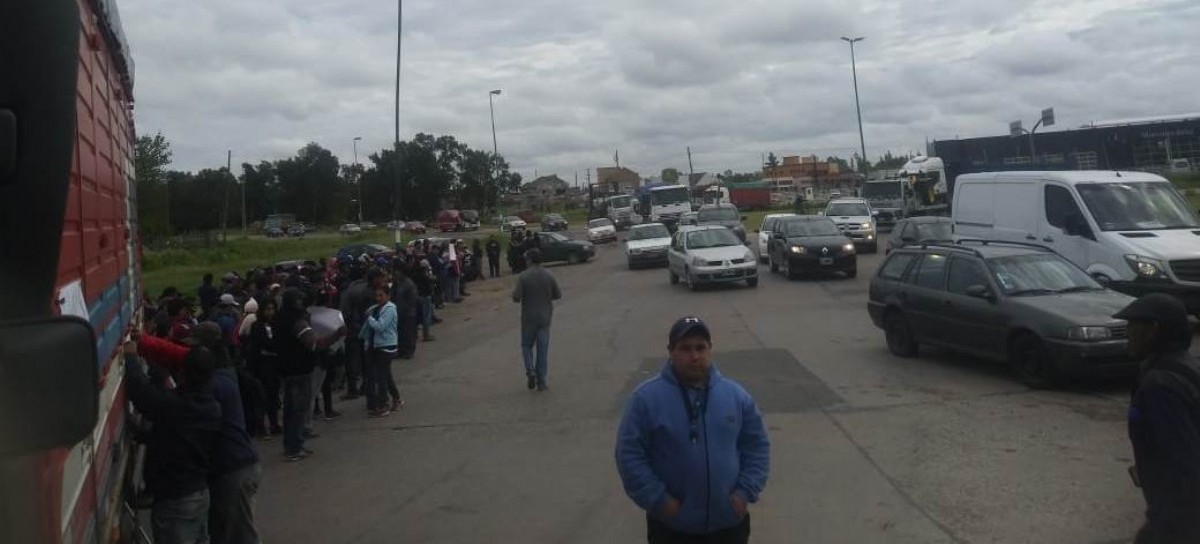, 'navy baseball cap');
669,316,711,347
